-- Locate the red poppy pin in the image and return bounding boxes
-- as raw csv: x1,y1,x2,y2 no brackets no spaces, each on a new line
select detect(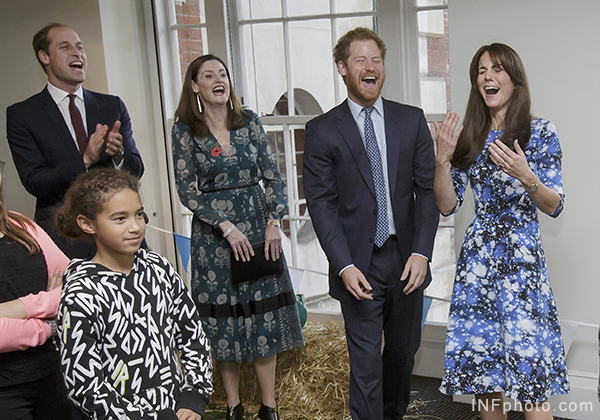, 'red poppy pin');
211,146,222,157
